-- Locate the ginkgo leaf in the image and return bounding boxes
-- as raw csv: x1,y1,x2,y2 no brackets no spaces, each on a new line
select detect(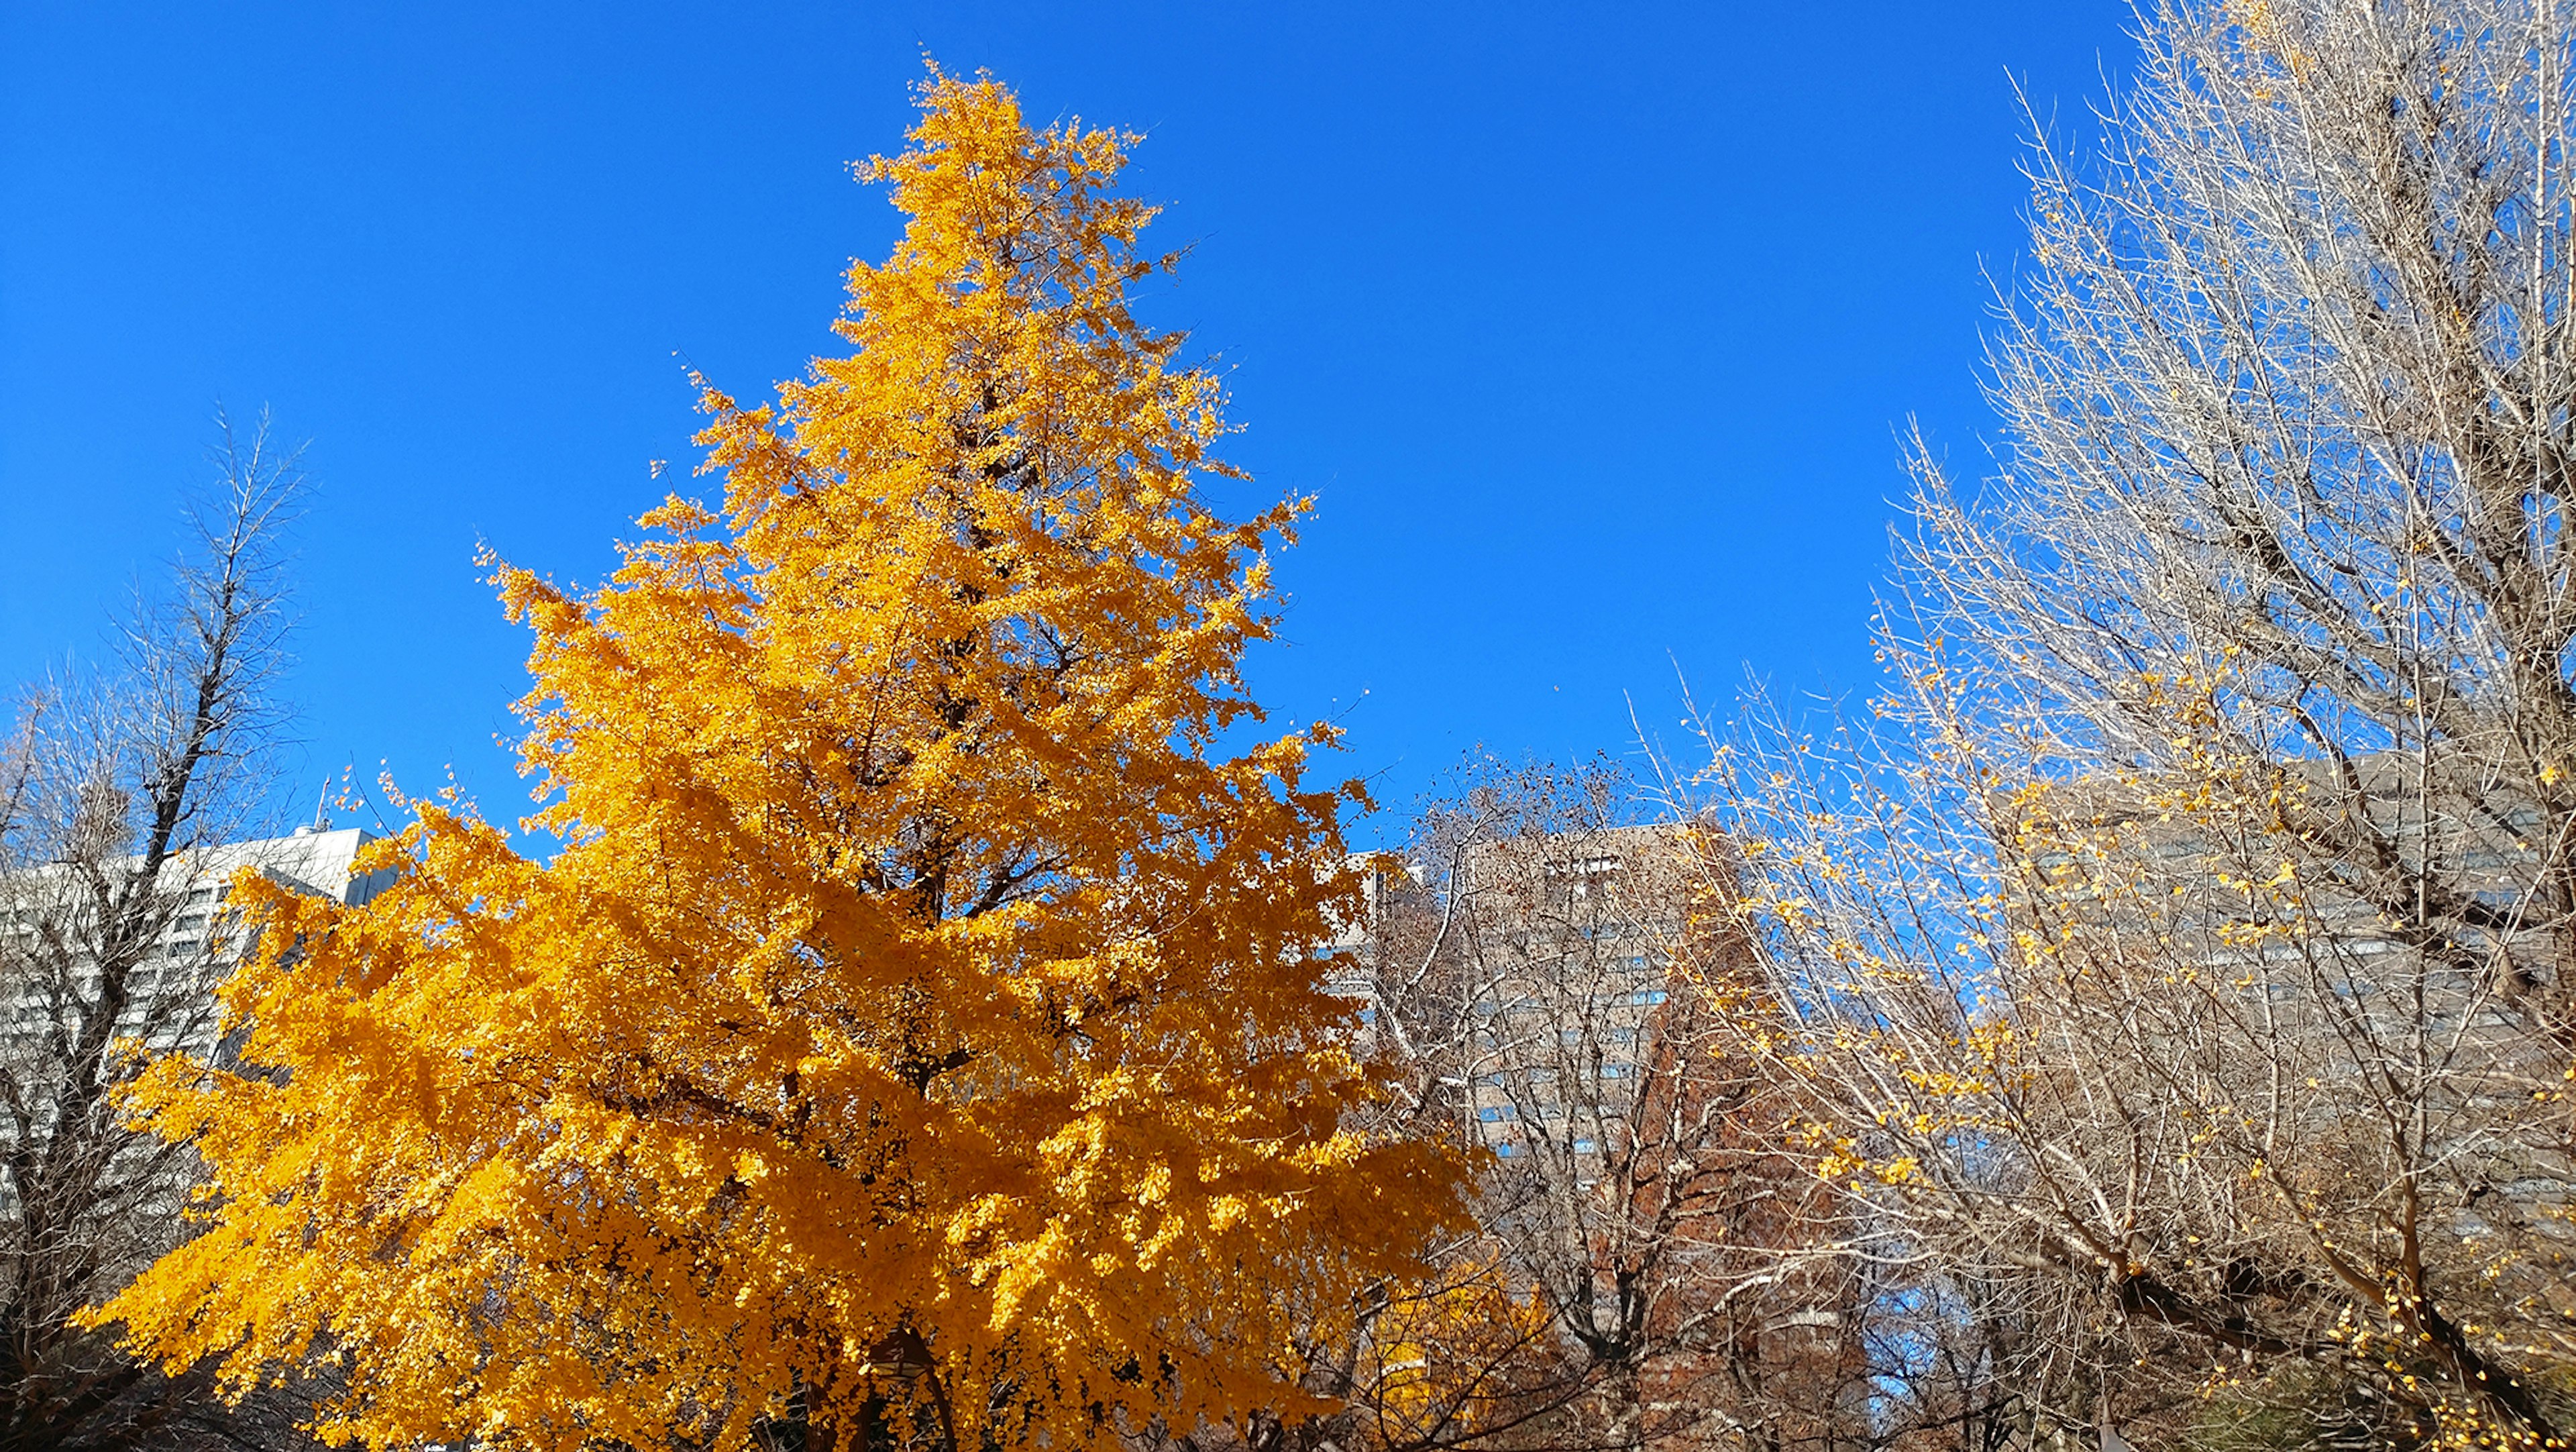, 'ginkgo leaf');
93,68,1465,1452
